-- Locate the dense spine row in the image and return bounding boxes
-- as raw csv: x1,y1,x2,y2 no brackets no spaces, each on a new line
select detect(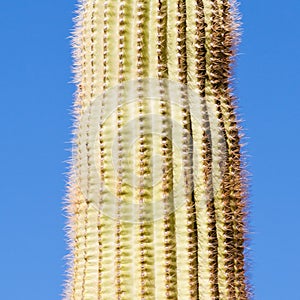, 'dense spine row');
66,0,249,299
